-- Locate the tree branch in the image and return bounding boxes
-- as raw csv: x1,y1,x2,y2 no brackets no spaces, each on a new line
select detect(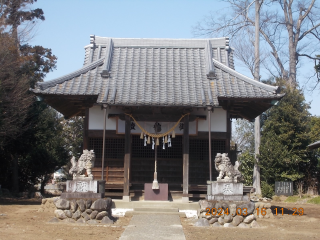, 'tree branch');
298,23,320,41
